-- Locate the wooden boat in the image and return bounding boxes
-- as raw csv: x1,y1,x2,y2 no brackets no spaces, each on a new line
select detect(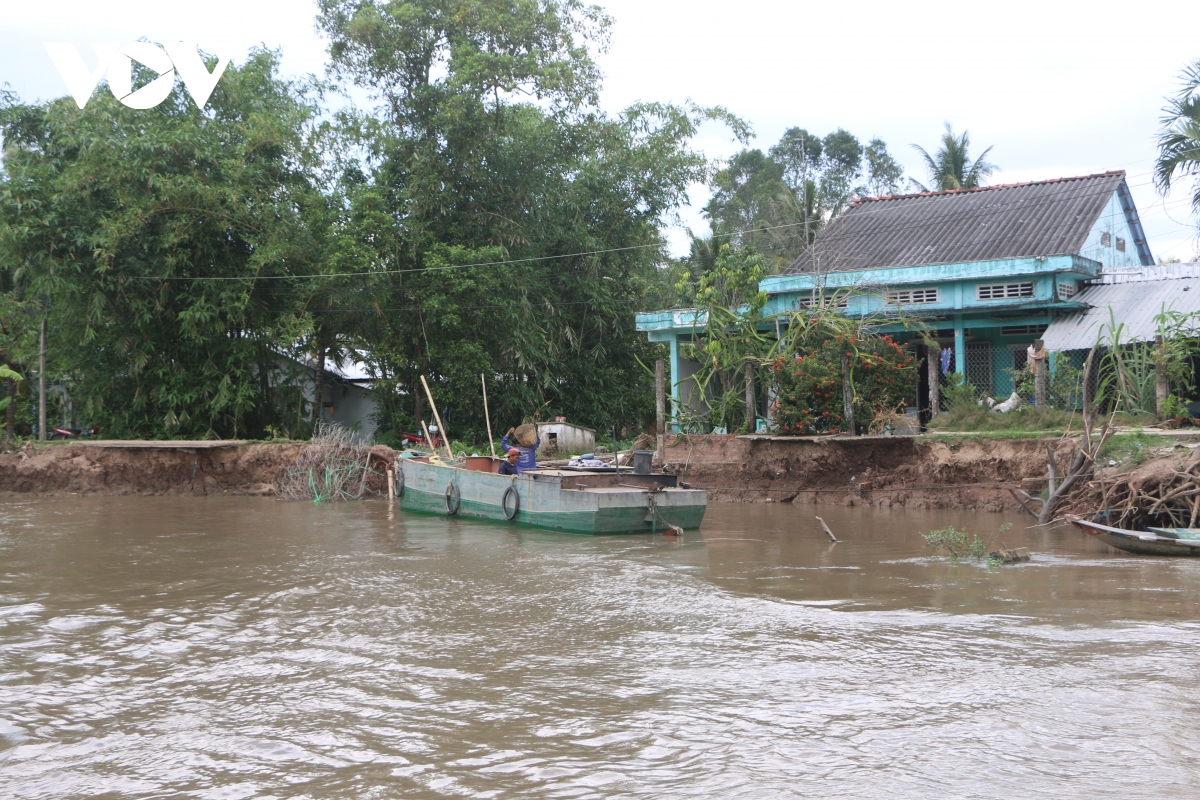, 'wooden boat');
1067,516,1200,557
397,458,707,535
